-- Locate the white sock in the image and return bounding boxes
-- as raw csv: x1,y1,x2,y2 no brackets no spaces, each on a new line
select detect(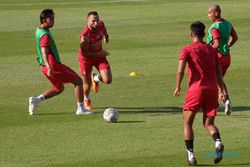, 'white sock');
77,102,85,110
187,149,194,161
84,95,90,101
37,94,45,102
93,74,101,82
215,140,222,148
